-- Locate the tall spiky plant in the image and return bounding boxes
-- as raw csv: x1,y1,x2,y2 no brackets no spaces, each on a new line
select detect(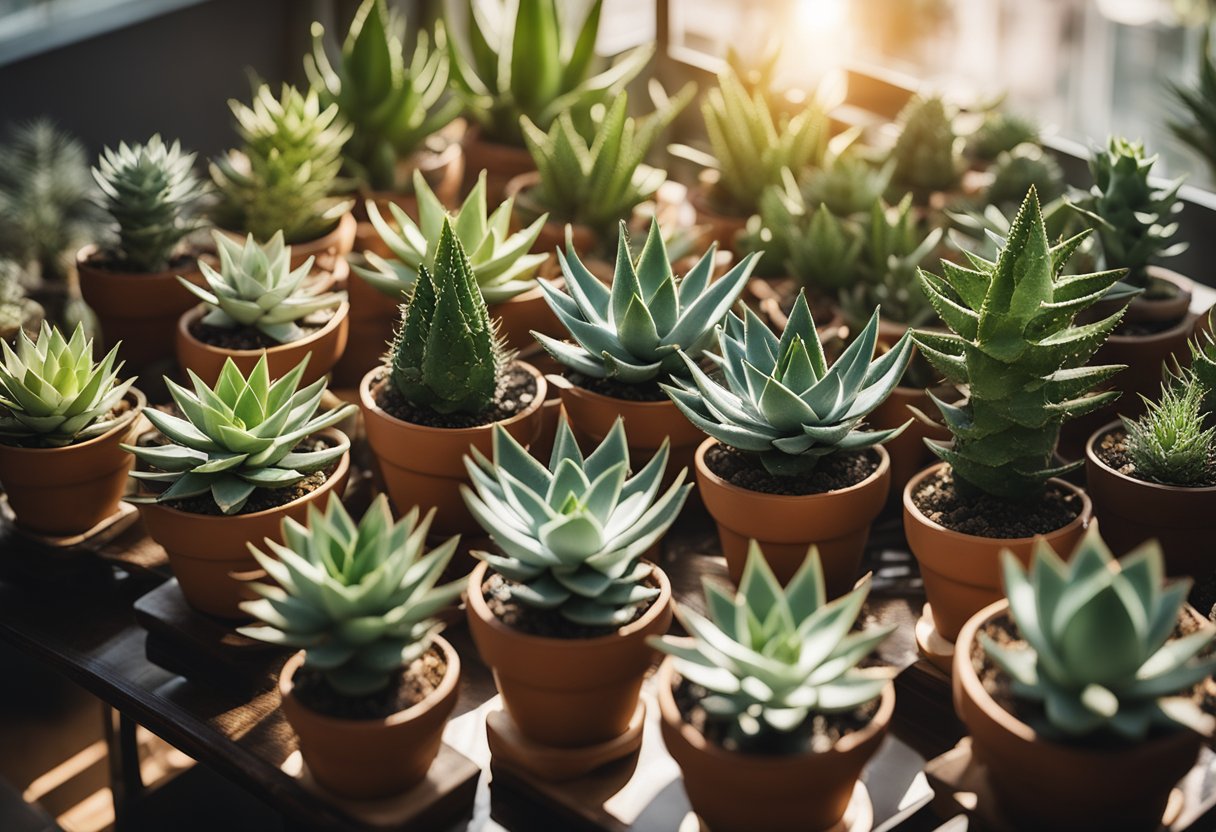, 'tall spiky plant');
890,95,963,197
1169,30,1216,180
